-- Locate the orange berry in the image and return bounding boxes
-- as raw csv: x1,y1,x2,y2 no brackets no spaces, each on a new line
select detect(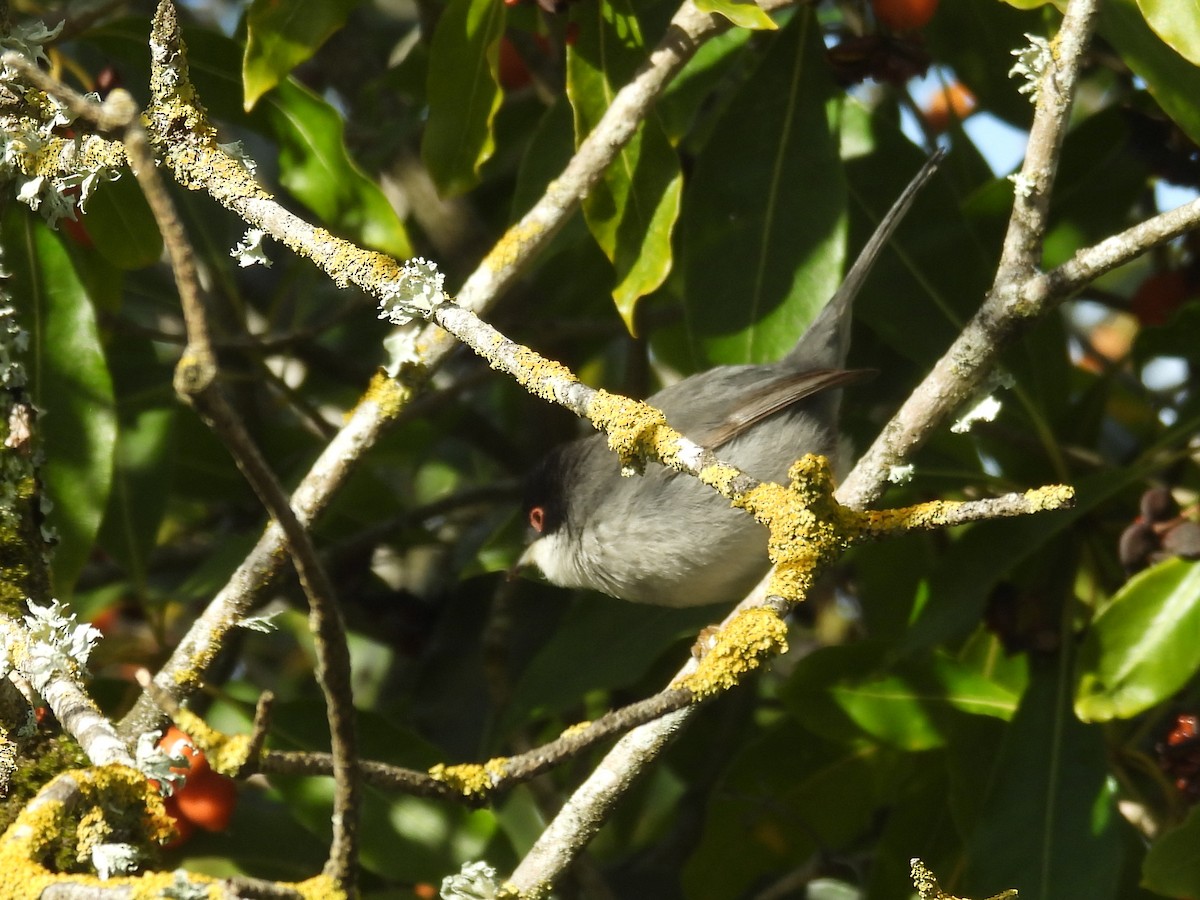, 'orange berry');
174,770,238,832
872,0,938,31
922,82,976,134
88,604,121,635
158,726,210,780
1132,270,1190,327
